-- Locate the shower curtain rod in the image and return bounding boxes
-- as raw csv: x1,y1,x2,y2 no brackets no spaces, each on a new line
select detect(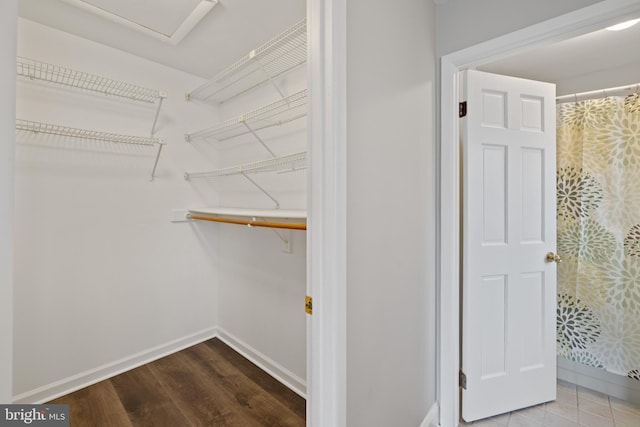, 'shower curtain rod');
556,83,640,103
